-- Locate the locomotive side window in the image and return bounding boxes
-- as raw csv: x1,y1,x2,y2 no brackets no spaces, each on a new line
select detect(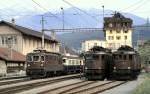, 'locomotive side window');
101,55,105,60
114,55,118,60
85,54,93,60
123,55,127,60
119,55,122,59
33,56,40,62
129,55,133,60
93,54,99,59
